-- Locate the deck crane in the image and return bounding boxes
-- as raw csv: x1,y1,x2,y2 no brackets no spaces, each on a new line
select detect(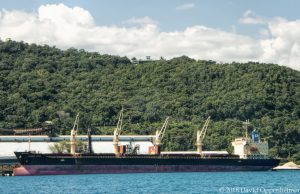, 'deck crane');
70,113,80,155
113,109,124,157
196,116,211,155
149,117,170,155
